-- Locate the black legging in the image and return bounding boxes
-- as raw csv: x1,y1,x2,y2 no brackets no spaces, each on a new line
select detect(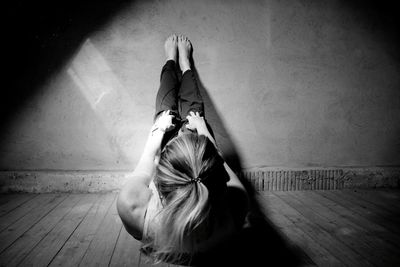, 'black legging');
154,60,205,148
155,60,204,120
